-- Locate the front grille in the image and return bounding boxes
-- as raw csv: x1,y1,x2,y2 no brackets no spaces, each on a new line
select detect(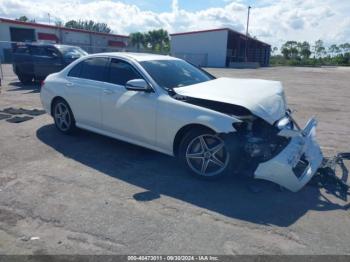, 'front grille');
293,155,309,179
